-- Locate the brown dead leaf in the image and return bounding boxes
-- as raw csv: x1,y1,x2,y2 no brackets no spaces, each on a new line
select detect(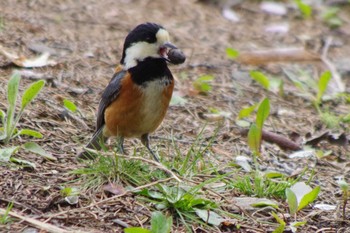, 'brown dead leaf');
305,131,348,147
103,183,125,195
0,45,57,68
